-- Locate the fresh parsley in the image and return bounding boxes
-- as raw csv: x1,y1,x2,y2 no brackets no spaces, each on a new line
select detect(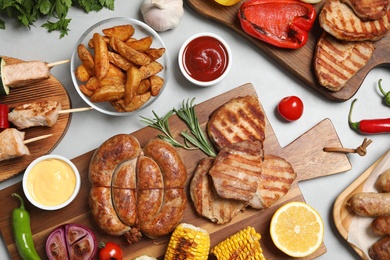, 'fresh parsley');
0,0,115,38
